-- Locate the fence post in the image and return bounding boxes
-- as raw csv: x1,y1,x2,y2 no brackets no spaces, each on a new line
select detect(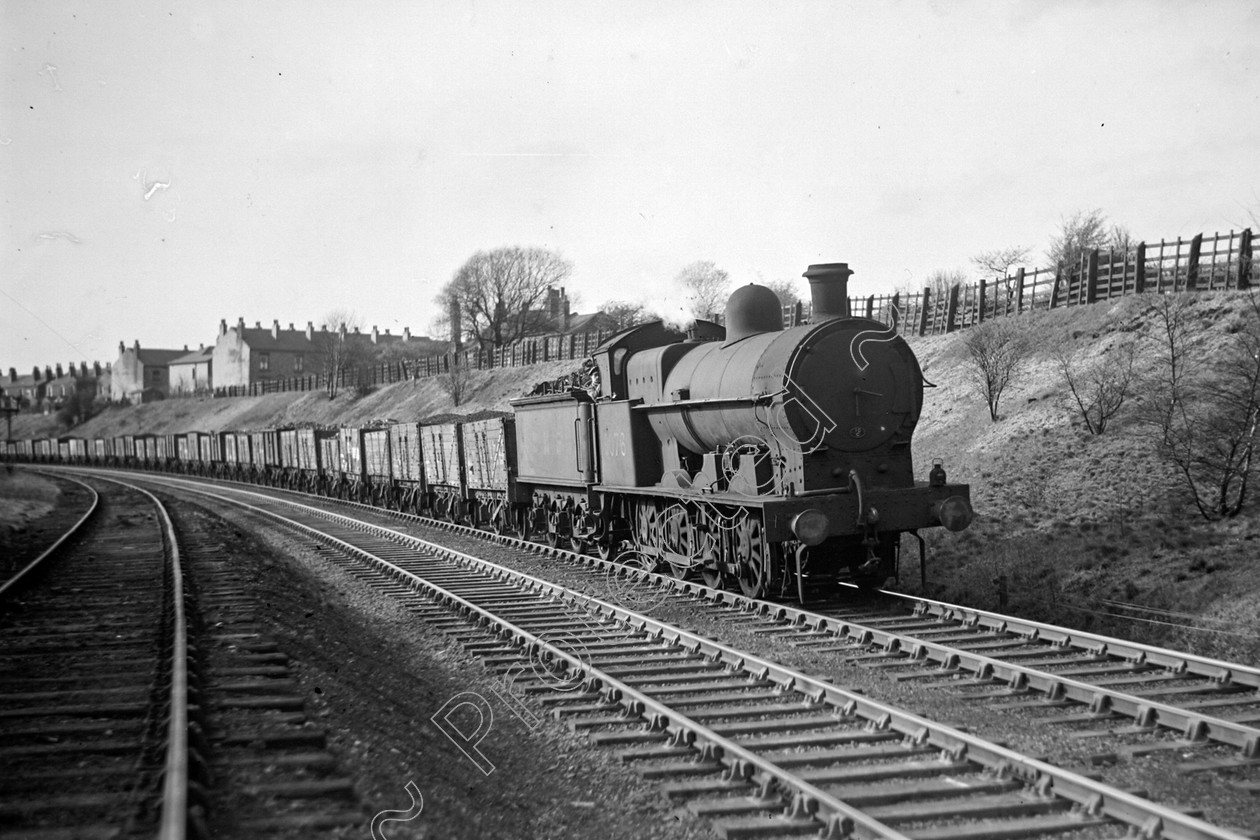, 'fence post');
917,288,931,336
1050,265,1063,309
977,279,987,323
1134,243,1146,293
1085,249,1100,304
944,284,961,333
1013,268,1025,313
1239,229,1253,290
1186,233,1203,290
